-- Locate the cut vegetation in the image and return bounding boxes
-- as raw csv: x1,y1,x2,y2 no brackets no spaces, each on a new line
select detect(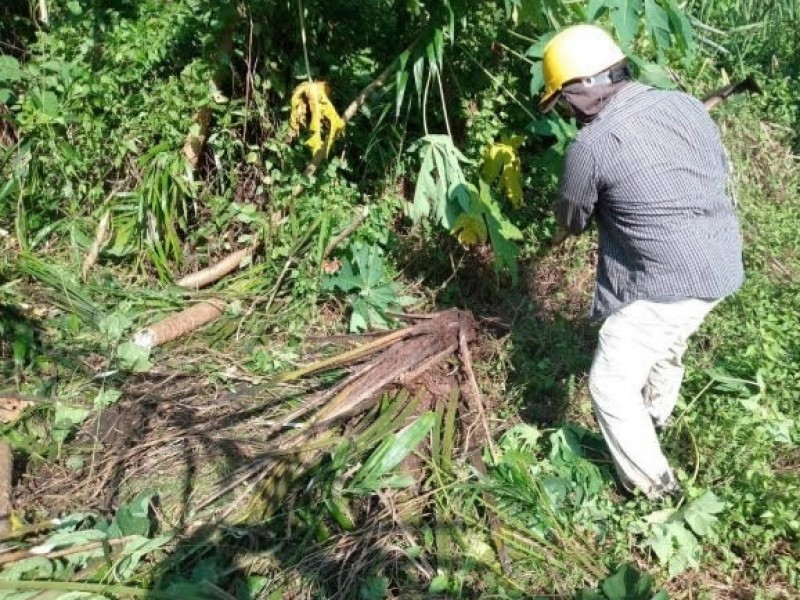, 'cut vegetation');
1,0,799,598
